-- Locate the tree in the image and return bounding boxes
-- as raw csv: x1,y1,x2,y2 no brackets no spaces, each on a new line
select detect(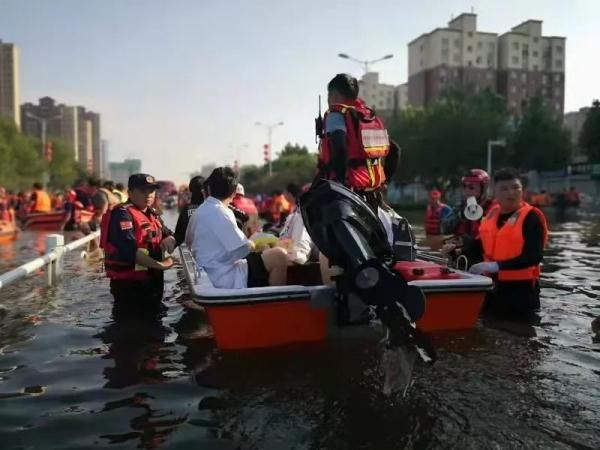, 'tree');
508,96,571,170
579,100,600,163
47,139,81,189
